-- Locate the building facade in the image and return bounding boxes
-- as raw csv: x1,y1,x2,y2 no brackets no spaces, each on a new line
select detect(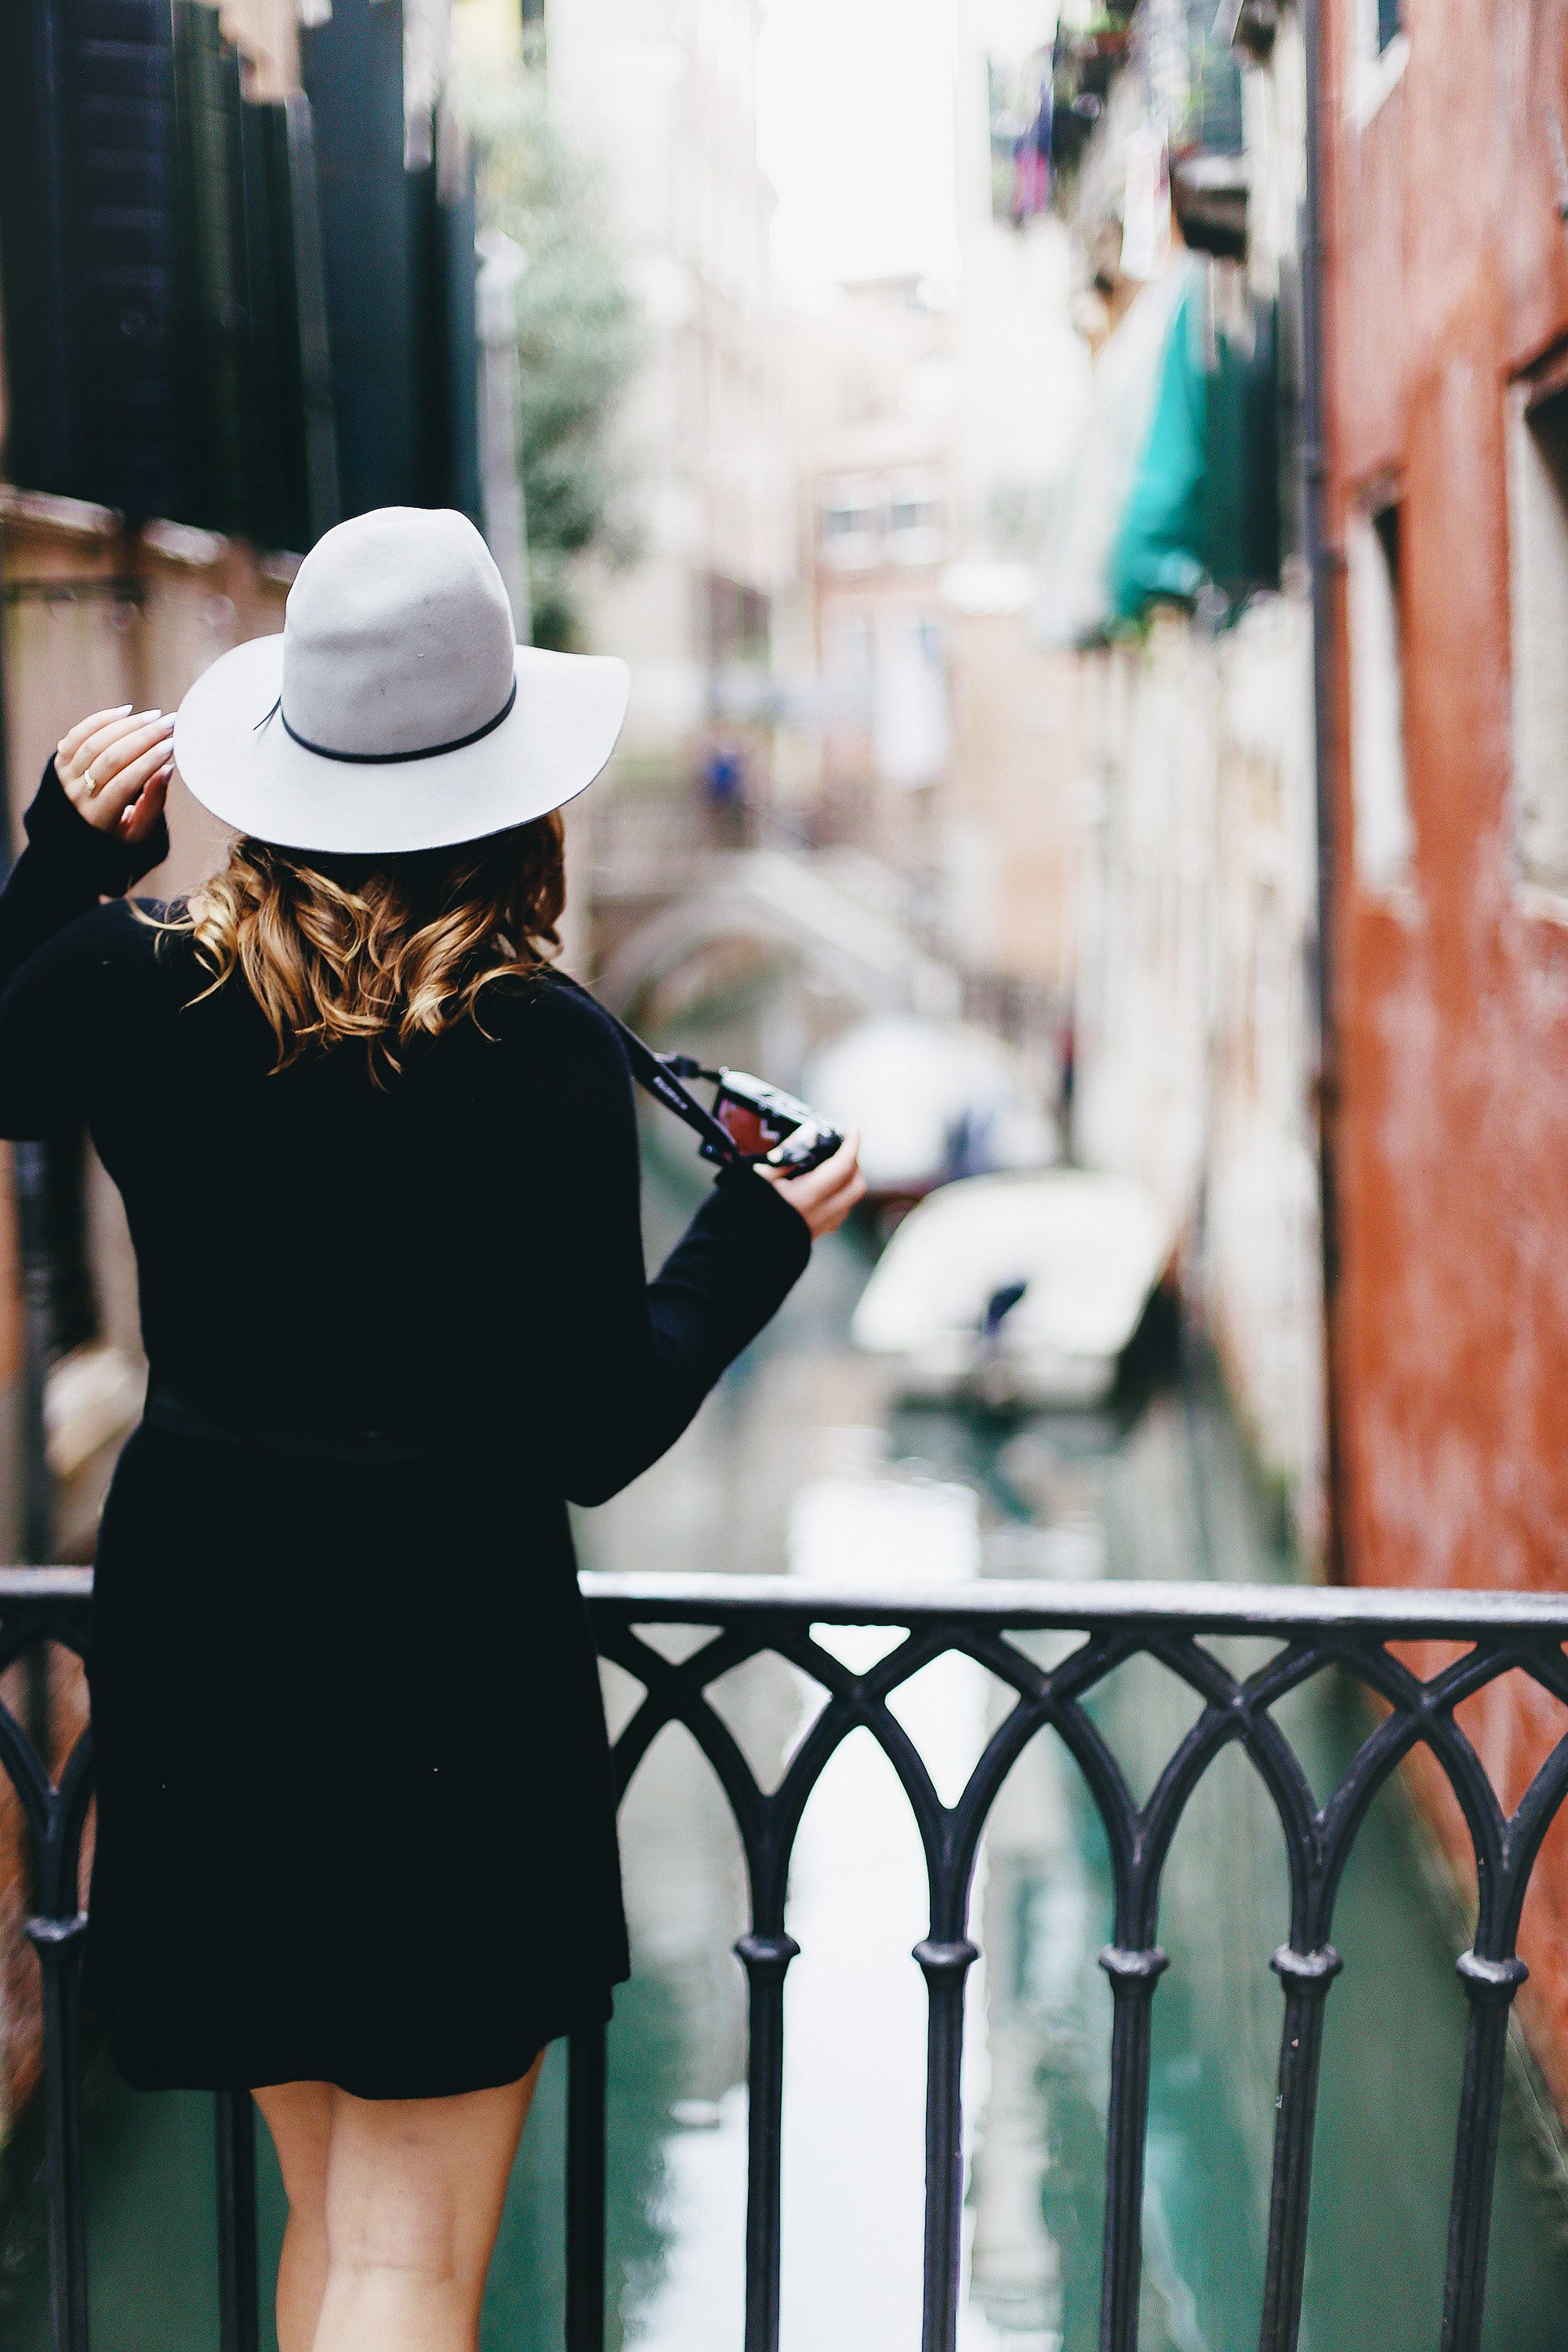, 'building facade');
1323,0,1568,2109
789,280,956,864
543,0,789,793
1036,0,1327,1540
